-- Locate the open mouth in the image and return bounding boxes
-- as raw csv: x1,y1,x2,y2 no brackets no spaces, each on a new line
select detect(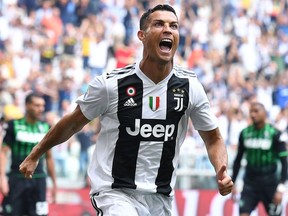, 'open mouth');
159,39,172,52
